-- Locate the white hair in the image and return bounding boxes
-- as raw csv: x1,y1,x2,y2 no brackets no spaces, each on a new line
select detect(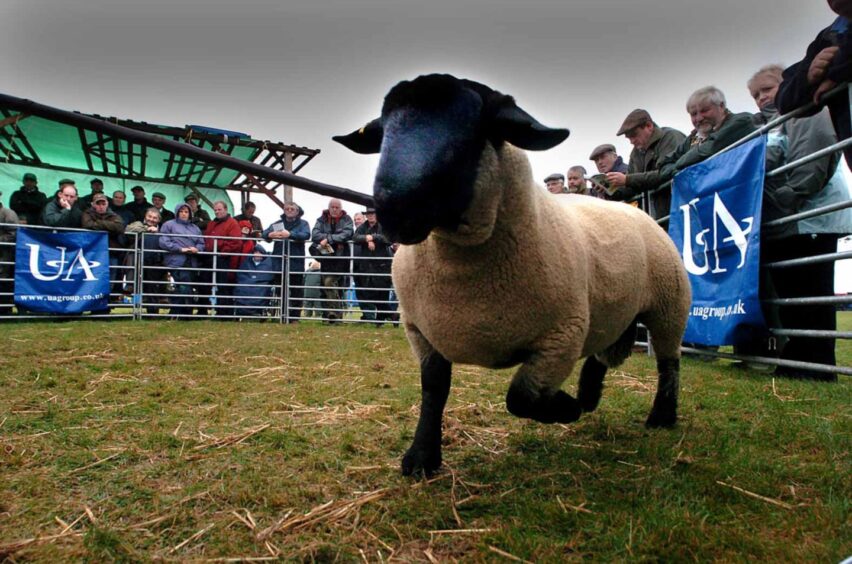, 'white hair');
686,86,726,109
